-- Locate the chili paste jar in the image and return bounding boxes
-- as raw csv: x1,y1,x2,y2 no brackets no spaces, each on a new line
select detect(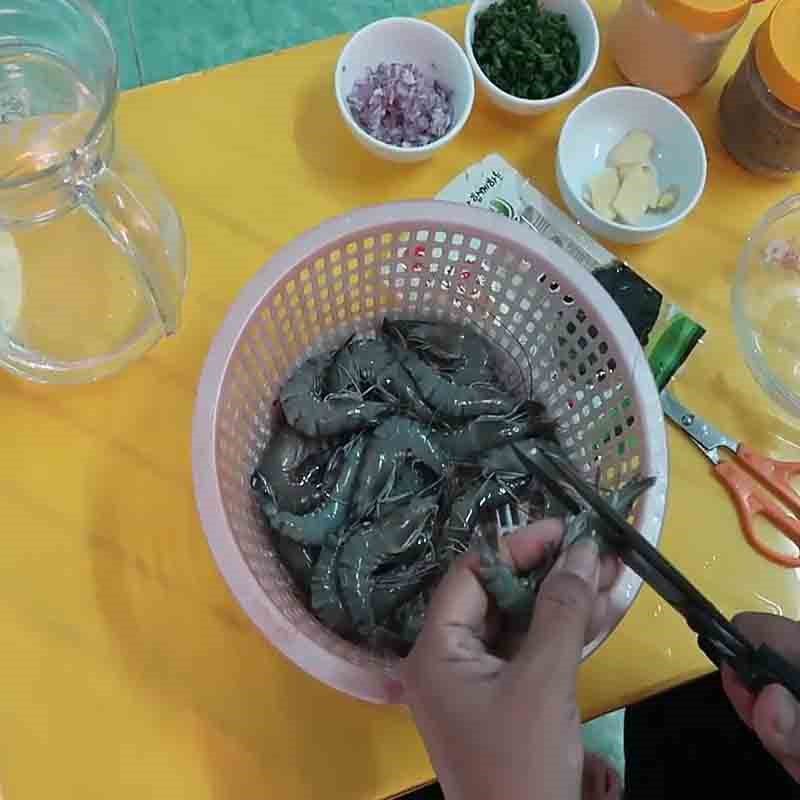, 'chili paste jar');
720,0,800,178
